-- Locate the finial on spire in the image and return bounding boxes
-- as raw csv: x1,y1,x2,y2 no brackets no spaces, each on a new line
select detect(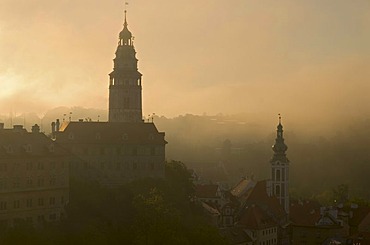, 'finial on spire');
124,2,129,26
278,113,282,124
